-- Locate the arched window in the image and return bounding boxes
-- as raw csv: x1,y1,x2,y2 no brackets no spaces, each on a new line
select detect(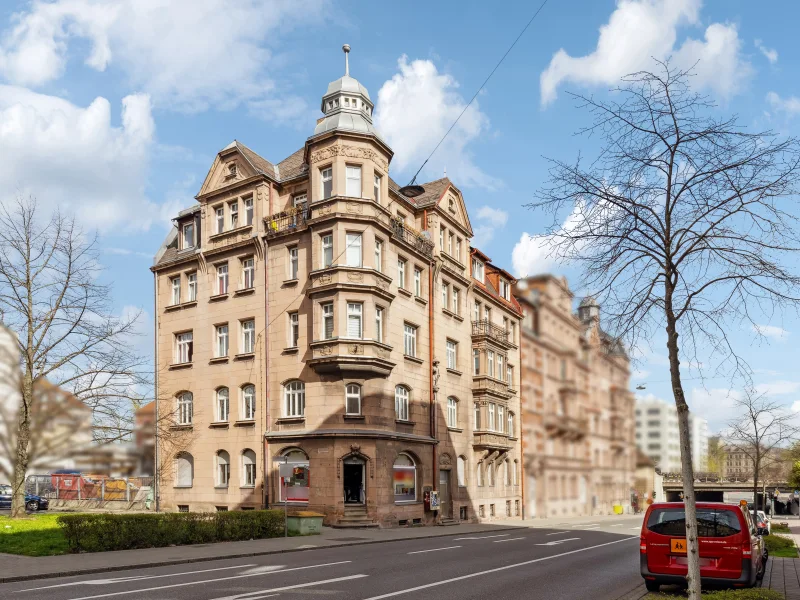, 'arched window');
508,411,514,437
345,383,361,415
280,448,310,503
446,397,458,428
487,462,494,486
242,385,256,420
174,452,193,487
177,392,193,425
216,387,229,422
393,453,416,502
284,380,305,417
216,450,230,487
395,385,409,421
242,449,256,487
457,456,466,487
477,461,483,487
